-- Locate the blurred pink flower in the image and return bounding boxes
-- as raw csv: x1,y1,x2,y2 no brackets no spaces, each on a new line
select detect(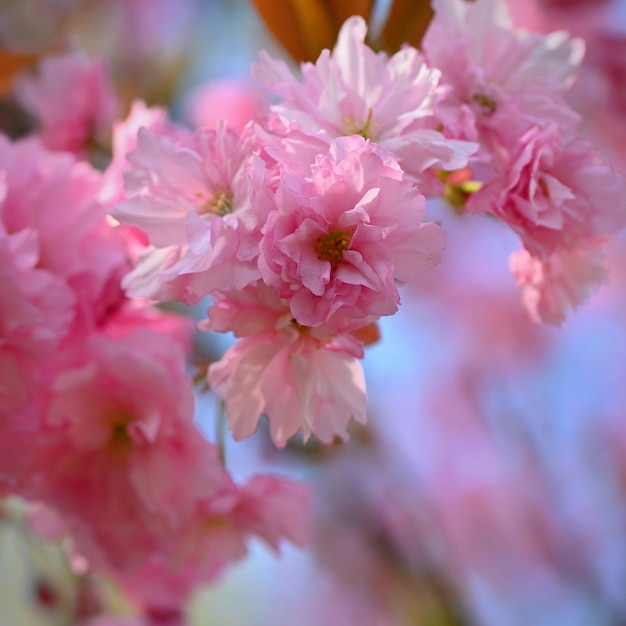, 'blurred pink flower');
174,473,310,579
15,52,120,155
31,323,220,570
120,472,309,613
0,135,128,489
100,99,190,207
183,77,262,132
510,245,608,324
